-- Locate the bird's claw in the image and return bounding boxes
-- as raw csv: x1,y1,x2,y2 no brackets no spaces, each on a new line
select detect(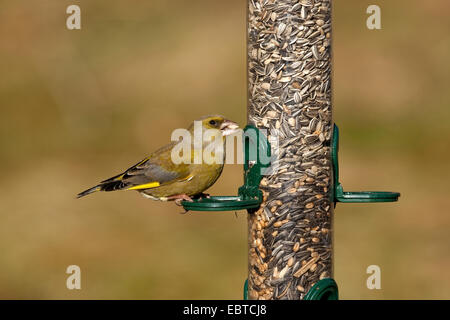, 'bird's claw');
179,208,190,214
170,194,193,211
168,194,193,202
